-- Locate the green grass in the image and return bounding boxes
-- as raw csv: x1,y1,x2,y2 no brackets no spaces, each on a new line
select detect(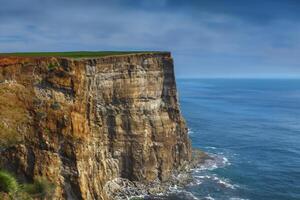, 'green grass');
0,170,18,194
0,170,55,200
0,51,167,58
47,63,58,70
